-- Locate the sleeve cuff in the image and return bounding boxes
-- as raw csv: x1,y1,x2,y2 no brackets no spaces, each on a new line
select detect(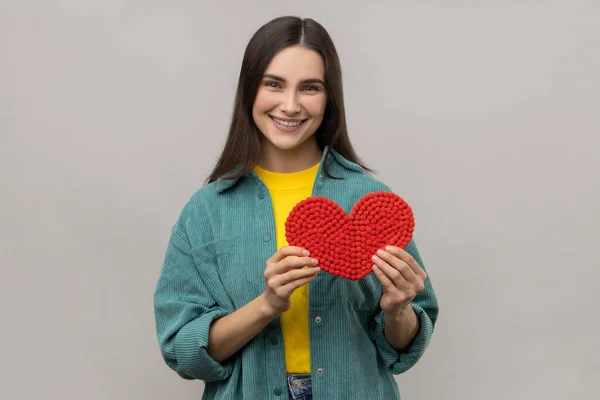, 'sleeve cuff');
371,302,434,375
174,308,233,381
